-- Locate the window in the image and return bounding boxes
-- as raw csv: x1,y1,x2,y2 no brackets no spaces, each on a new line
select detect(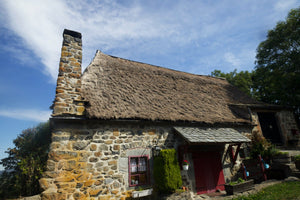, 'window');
129,156,149,186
